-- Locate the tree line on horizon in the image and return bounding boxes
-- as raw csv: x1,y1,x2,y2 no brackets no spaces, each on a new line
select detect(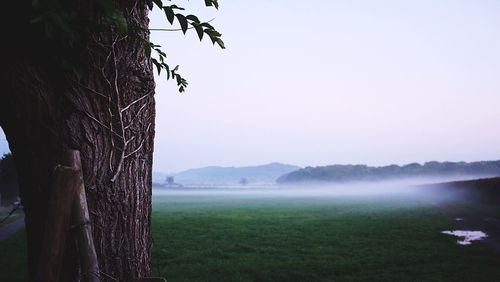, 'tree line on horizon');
277,160,500,183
